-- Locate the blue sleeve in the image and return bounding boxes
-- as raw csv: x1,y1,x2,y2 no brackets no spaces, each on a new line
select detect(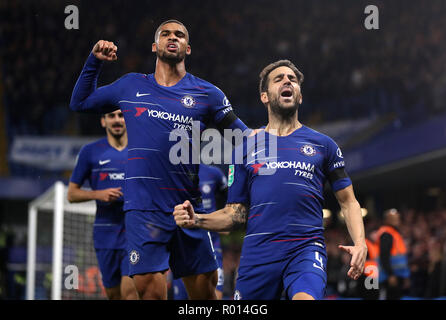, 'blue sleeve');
69,53,126,114
226,163,249,204
227,118,249,132
70,145,91,186
324,137,352,192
